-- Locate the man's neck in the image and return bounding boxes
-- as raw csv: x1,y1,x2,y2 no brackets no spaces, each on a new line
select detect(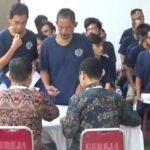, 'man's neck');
55,33,73,46
85,79,100,88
